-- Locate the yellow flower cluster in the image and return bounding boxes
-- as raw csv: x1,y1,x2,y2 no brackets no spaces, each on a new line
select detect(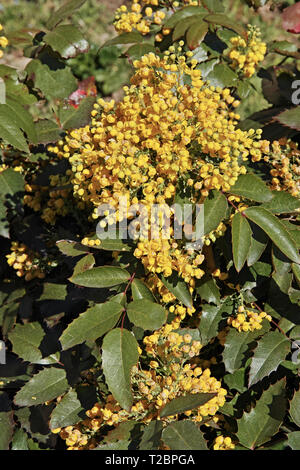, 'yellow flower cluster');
227,305,271,332
225,26,266,78
114,1,198,35
24,174,73,225
52,48,271,291
134,239,205,286
266,140,300,198
213,435,235,450
0,24,8,58
6,242,45,281
56,320,228,450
